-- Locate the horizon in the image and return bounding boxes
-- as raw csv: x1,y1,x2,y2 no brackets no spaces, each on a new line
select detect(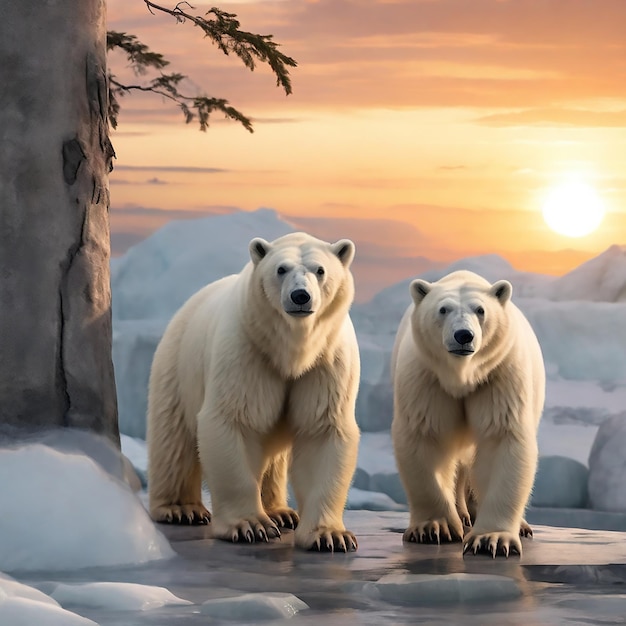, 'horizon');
107,0,626,281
